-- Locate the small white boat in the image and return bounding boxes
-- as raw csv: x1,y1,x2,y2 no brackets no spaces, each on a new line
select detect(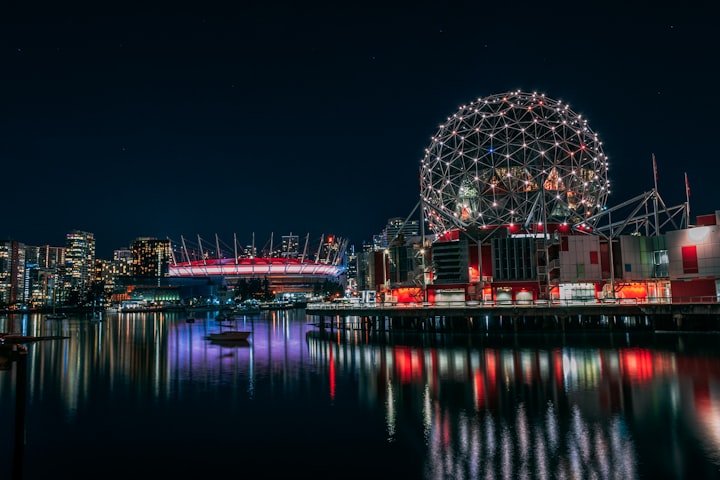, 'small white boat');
206,331,251,341
46,312,68,320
